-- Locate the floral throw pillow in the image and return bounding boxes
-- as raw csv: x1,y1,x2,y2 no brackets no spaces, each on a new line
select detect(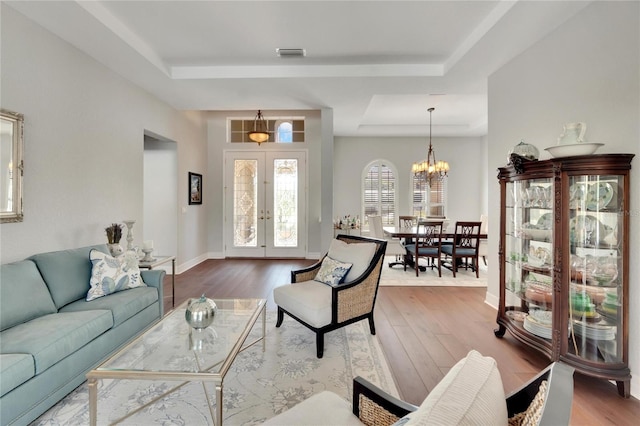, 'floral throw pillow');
87,249,146,301
314,256,353,286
